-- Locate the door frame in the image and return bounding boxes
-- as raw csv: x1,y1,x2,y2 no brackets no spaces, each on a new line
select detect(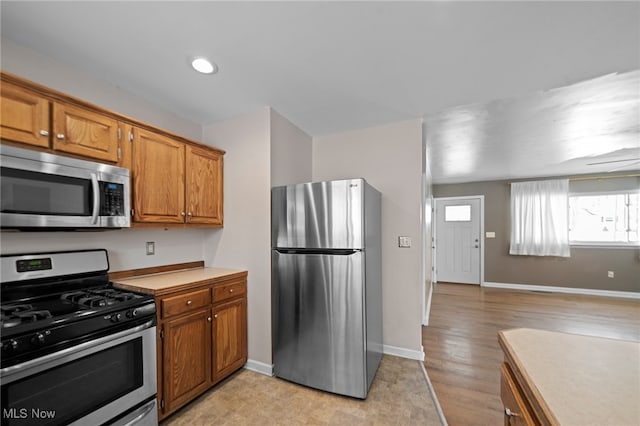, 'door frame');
433,195,485,286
